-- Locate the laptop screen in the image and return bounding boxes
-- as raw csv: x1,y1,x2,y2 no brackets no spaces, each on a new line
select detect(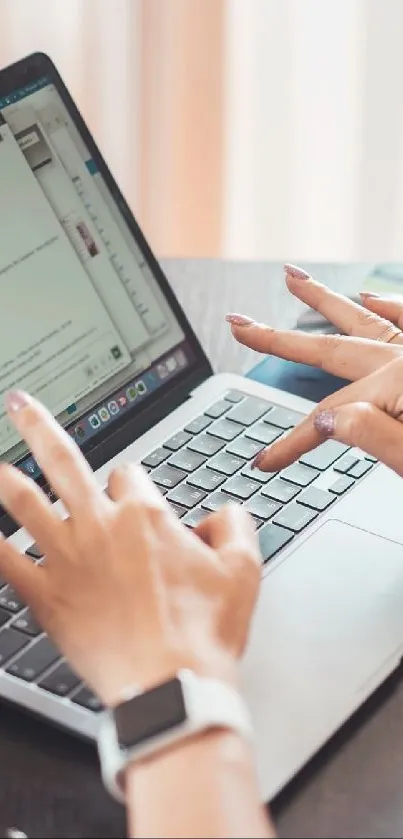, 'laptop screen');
0,71,204,491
